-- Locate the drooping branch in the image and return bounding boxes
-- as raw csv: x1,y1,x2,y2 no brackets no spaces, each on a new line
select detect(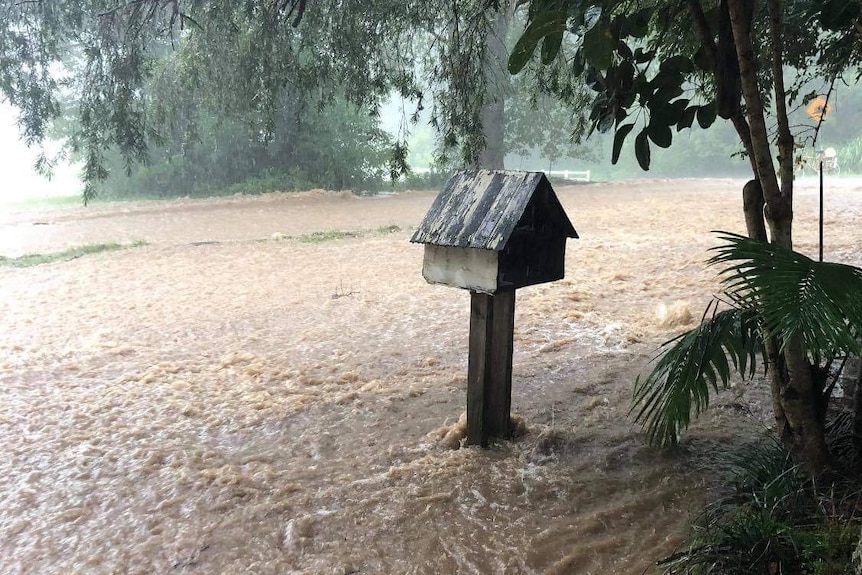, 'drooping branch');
811,76,837,149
